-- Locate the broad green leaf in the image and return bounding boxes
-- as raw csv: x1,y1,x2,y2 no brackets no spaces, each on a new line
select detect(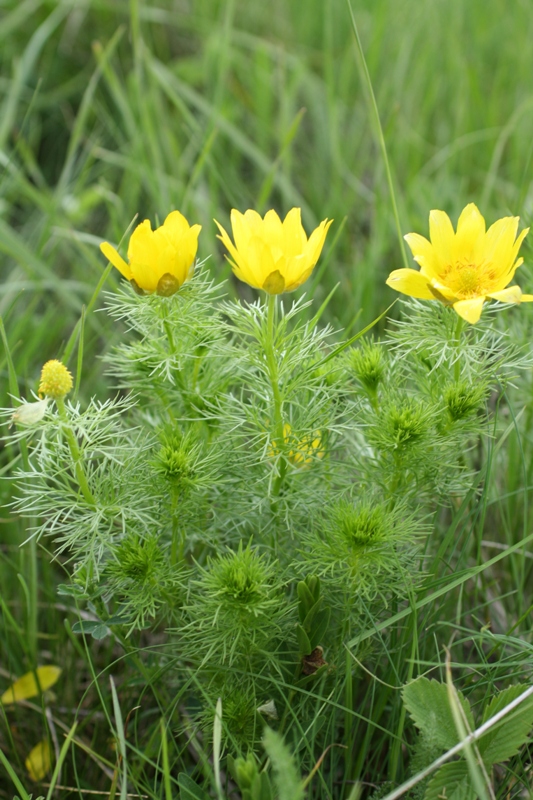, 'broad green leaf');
478,685,533,765
25,739,52,782
296,625,312,655
72,620,101,634
178,773,210,800
1,666,61,705
424,761,474,800
403,678,475,750
90,624,111,640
